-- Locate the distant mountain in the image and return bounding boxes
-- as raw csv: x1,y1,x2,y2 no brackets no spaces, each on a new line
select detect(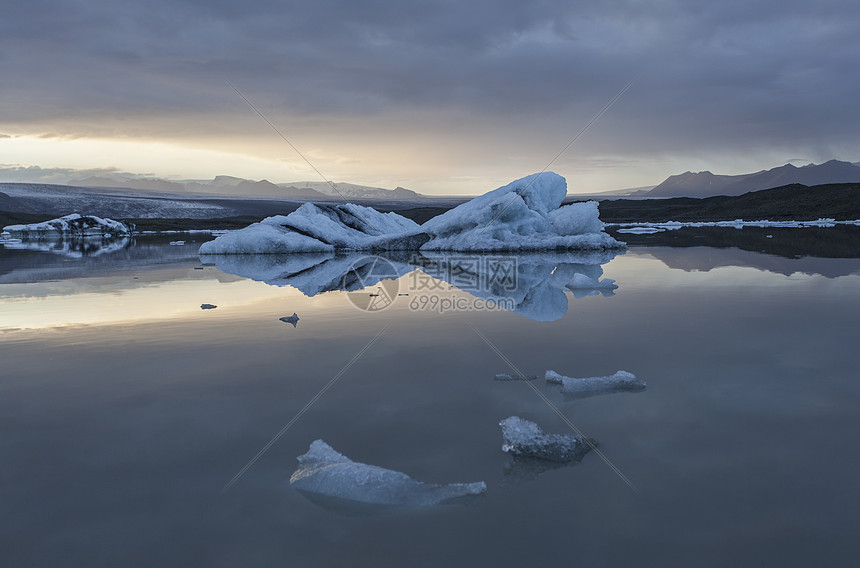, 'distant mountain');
646,160,860,197
71,176,188,193
283,180,423,200
67,174,424,200
600,182,860,223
